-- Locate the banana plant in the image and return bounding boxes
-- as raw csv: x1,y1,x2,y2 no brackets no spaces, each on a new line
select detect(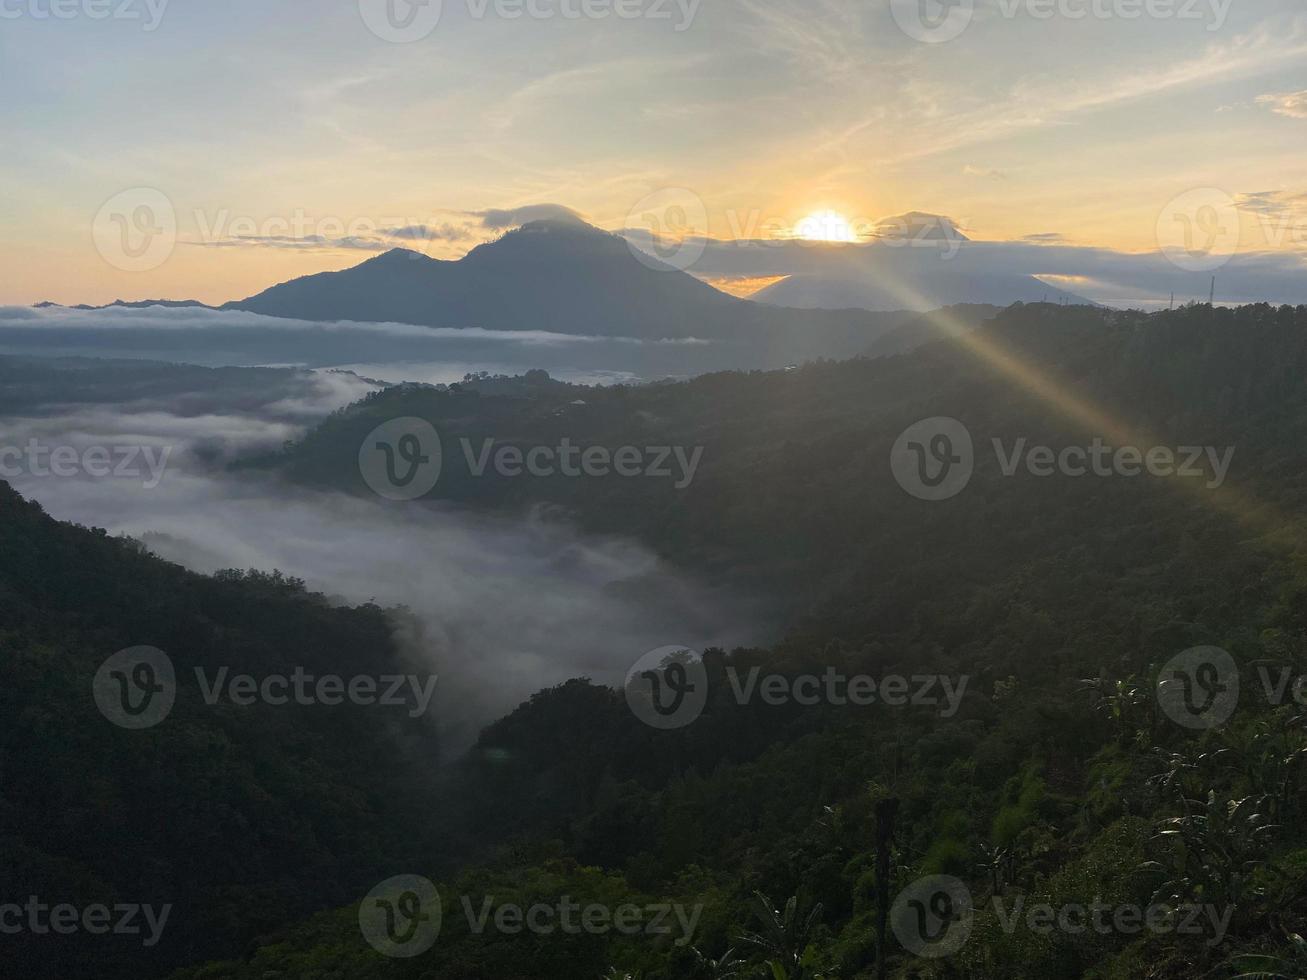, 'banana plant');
1146,791,1278,920
738,892,828,980
1218,721,1307,823
1080,674,1153,742
692,945,746,978
1228,931,1307,978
